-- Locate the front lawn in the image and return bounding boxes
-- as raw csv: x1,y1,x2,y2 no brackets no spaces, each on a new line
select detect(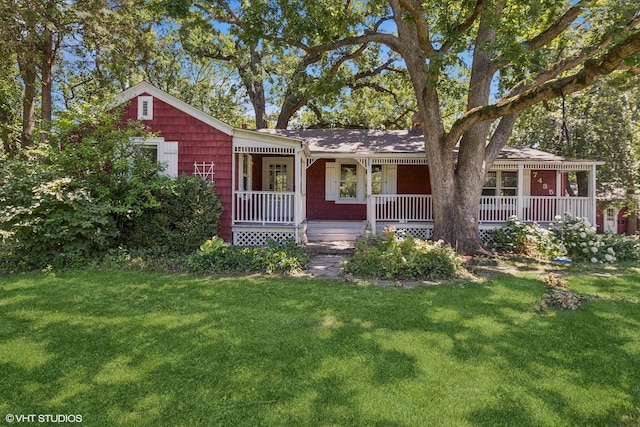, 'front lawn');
1,269,639,426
